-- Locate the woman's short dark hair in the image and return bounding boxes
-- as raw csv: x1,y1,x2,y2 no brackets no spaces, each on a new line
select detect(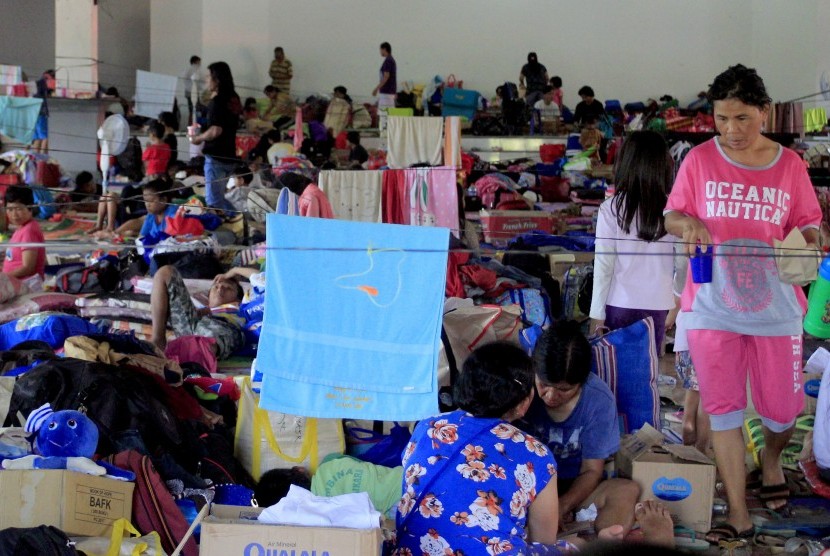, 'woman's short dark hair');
189,55,201,65
454,342,534,418
613,130,672,241
534,321,592,386
578,86,595,98
380,42,392,54
707,64,771,108
4,186,34,207
551,76,563,88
